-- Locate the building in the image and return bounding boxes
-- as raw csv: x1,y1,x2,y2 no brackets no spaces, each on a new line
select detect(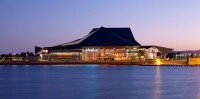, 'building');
12,57,23,61
139,46,173,60
35,27,173,61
